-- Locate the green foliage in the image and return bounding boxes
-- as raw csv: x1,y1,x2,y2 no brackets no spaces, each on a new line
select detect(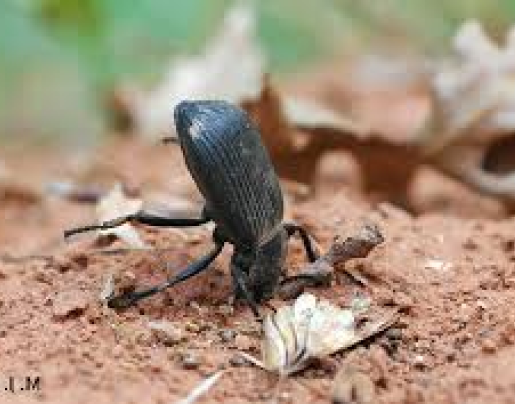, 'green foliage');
1,0,514,141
